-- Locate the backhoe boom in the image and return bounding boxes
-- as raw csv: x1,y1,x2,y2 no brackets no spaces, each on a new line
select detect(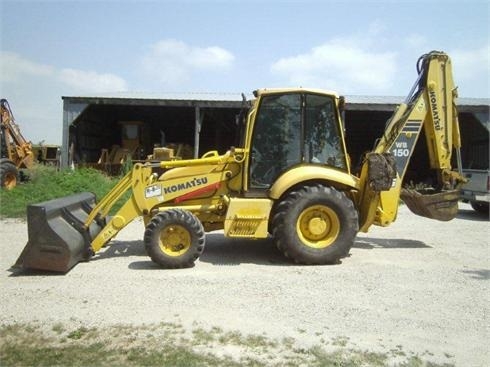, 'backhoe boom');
358,51,465,231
